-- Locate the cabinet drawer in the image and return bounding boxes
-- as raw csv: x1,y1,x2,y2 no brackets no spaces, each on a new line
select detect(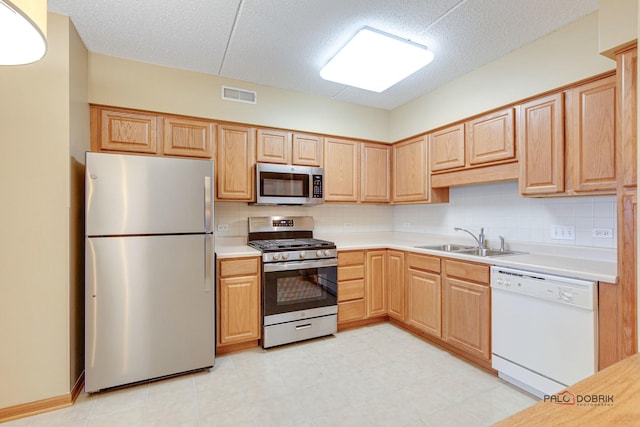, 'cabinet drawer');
338,265,365,281
444,259,489,284
338,299,365,323
338,279,365,302
338,251,365,266
219,257,259,277
407,253,441,273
